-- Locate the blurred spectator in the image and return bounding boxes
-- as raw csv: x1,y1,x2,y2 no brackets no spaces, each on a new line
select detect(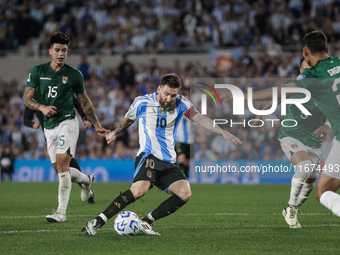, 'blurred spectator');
78,55,90,80
194,141,217,161
163,27,177,49
17,11,39,46
43,15,59,37
0,144,15,181
117,53,135,89
0,0,340,53
89,57,105,79
112,141,130,159
60,14,77,40
131,27,147,51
